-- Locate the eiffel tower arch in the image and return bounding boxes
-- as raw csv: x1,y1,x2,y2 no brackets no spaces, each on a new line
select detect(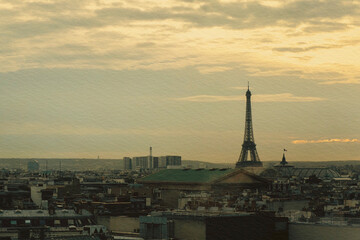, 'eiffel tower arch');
236,85,263,168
